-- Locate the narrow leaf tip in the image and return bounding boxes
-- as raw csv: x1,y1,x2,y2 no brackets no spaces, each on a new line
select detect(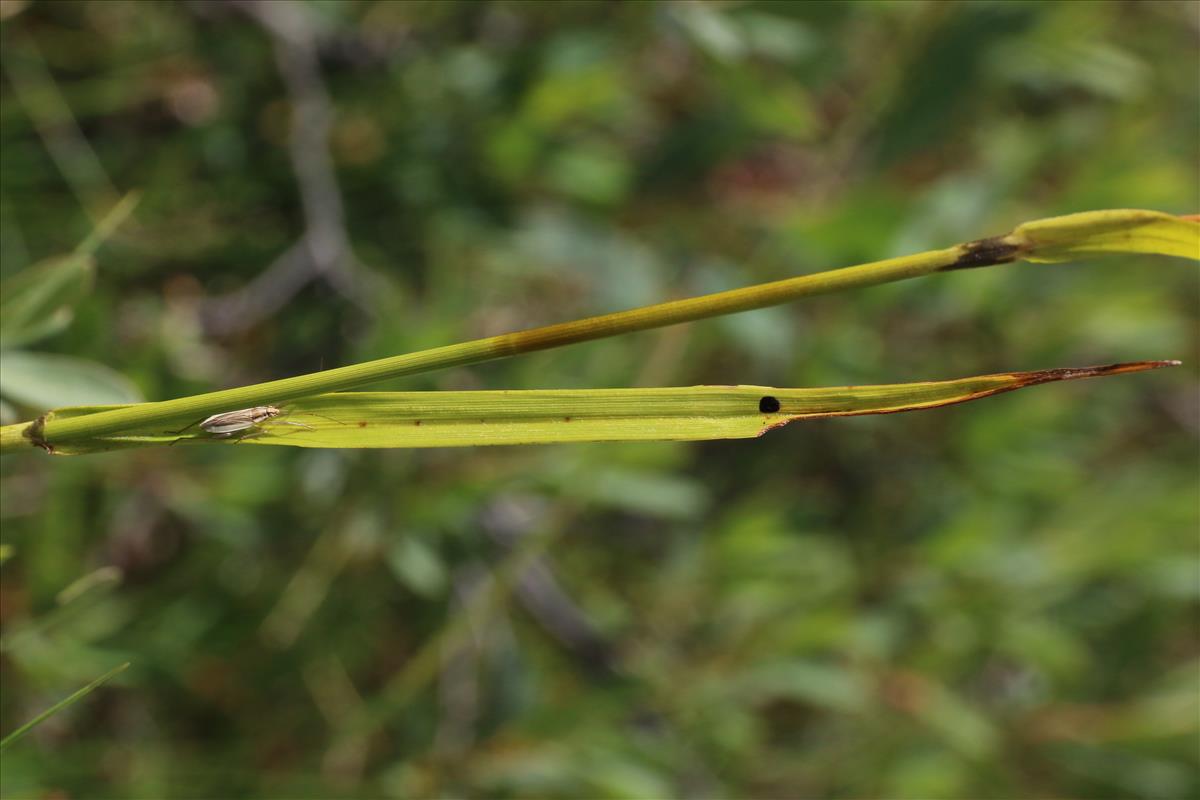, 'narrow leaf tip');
1015,360,1180,386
